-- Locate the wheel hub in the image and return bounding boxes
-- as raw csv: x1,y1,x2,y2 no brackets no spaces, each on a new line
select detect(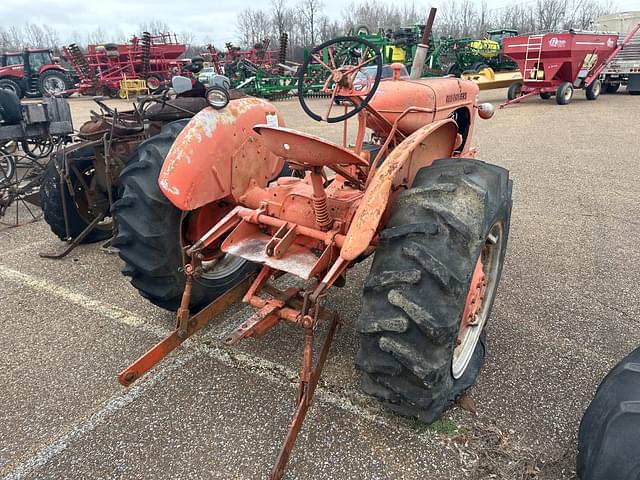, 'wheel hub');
452,223,503,379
